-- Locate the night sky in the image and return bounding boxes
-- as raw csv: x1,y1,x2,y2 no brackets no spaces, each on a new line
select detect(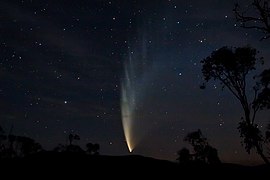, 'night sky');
1,0,269,165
